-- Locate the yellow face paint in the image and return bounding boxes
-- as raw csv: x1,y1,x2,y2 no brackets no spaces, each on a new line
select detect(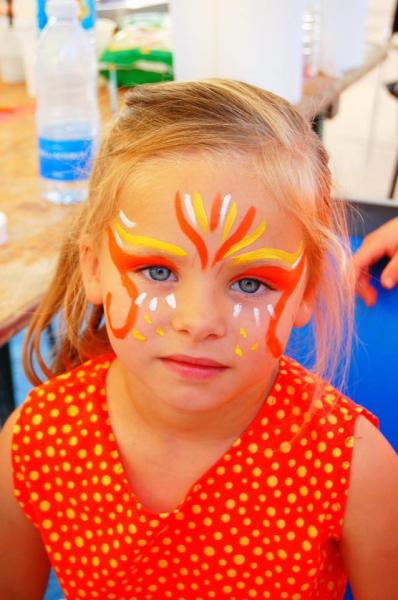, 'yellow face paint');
231,242,304,268
235,345,243,358
192,192,209,233
222,220,267,260
155,327,165,337
143,314,152,324
114,221,188,257
240,328,248,339
132,329,146,342
222,201,238,241
251,343,259,352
